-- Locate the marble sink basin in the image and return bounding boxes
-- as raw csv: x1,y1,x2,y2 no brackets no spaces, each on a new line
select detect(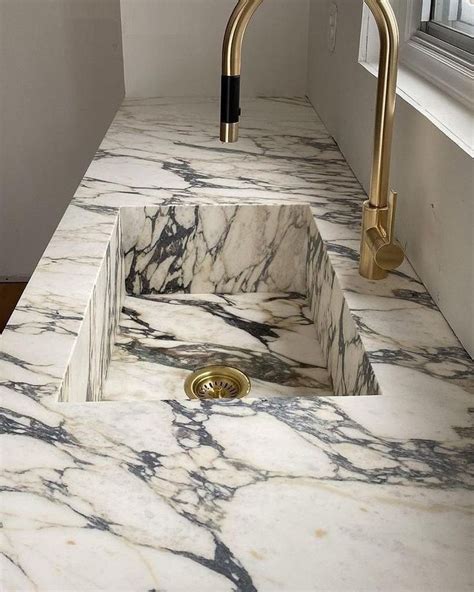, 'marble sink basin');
60,204,377,403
